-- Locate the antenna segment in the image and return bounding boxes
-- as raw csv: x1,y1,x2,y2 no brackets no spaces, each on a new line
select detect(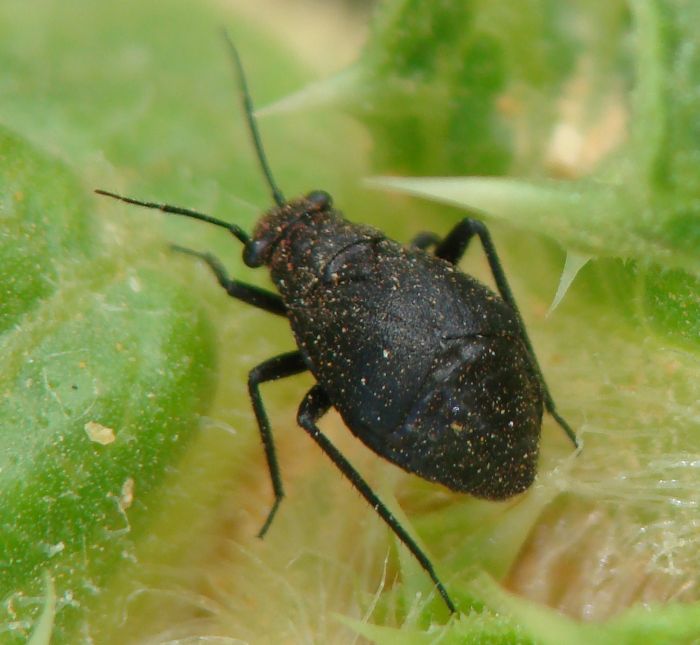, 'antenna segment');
223,30,286,207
